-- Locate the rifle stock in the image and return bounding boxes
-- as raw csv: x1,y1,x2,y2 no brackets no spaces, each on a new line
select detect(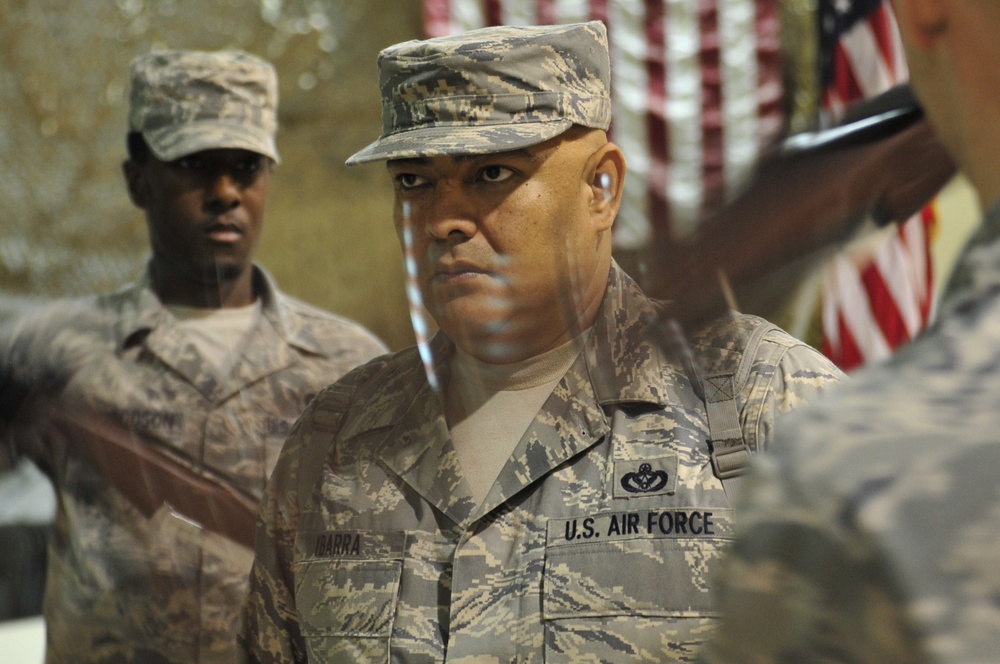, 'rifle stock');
52,405,258,549
644,85,956,332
